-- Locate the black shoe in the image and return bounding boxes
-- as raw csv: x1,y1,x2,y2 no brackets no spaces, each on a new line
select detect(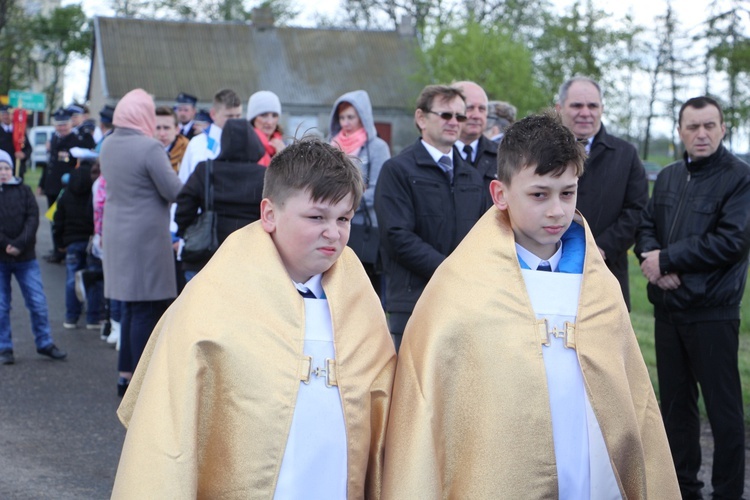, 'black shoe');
117,377,129,397
37,344,67,360
0,350,14,365
44,253,64,264
100,320,111,341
